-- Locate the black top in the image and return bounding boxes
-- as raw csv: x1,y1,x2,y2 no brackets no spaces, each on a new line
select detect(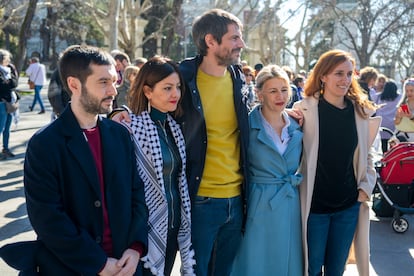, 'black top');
311,97,359,213
150,107,181,230
0,64,18,102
